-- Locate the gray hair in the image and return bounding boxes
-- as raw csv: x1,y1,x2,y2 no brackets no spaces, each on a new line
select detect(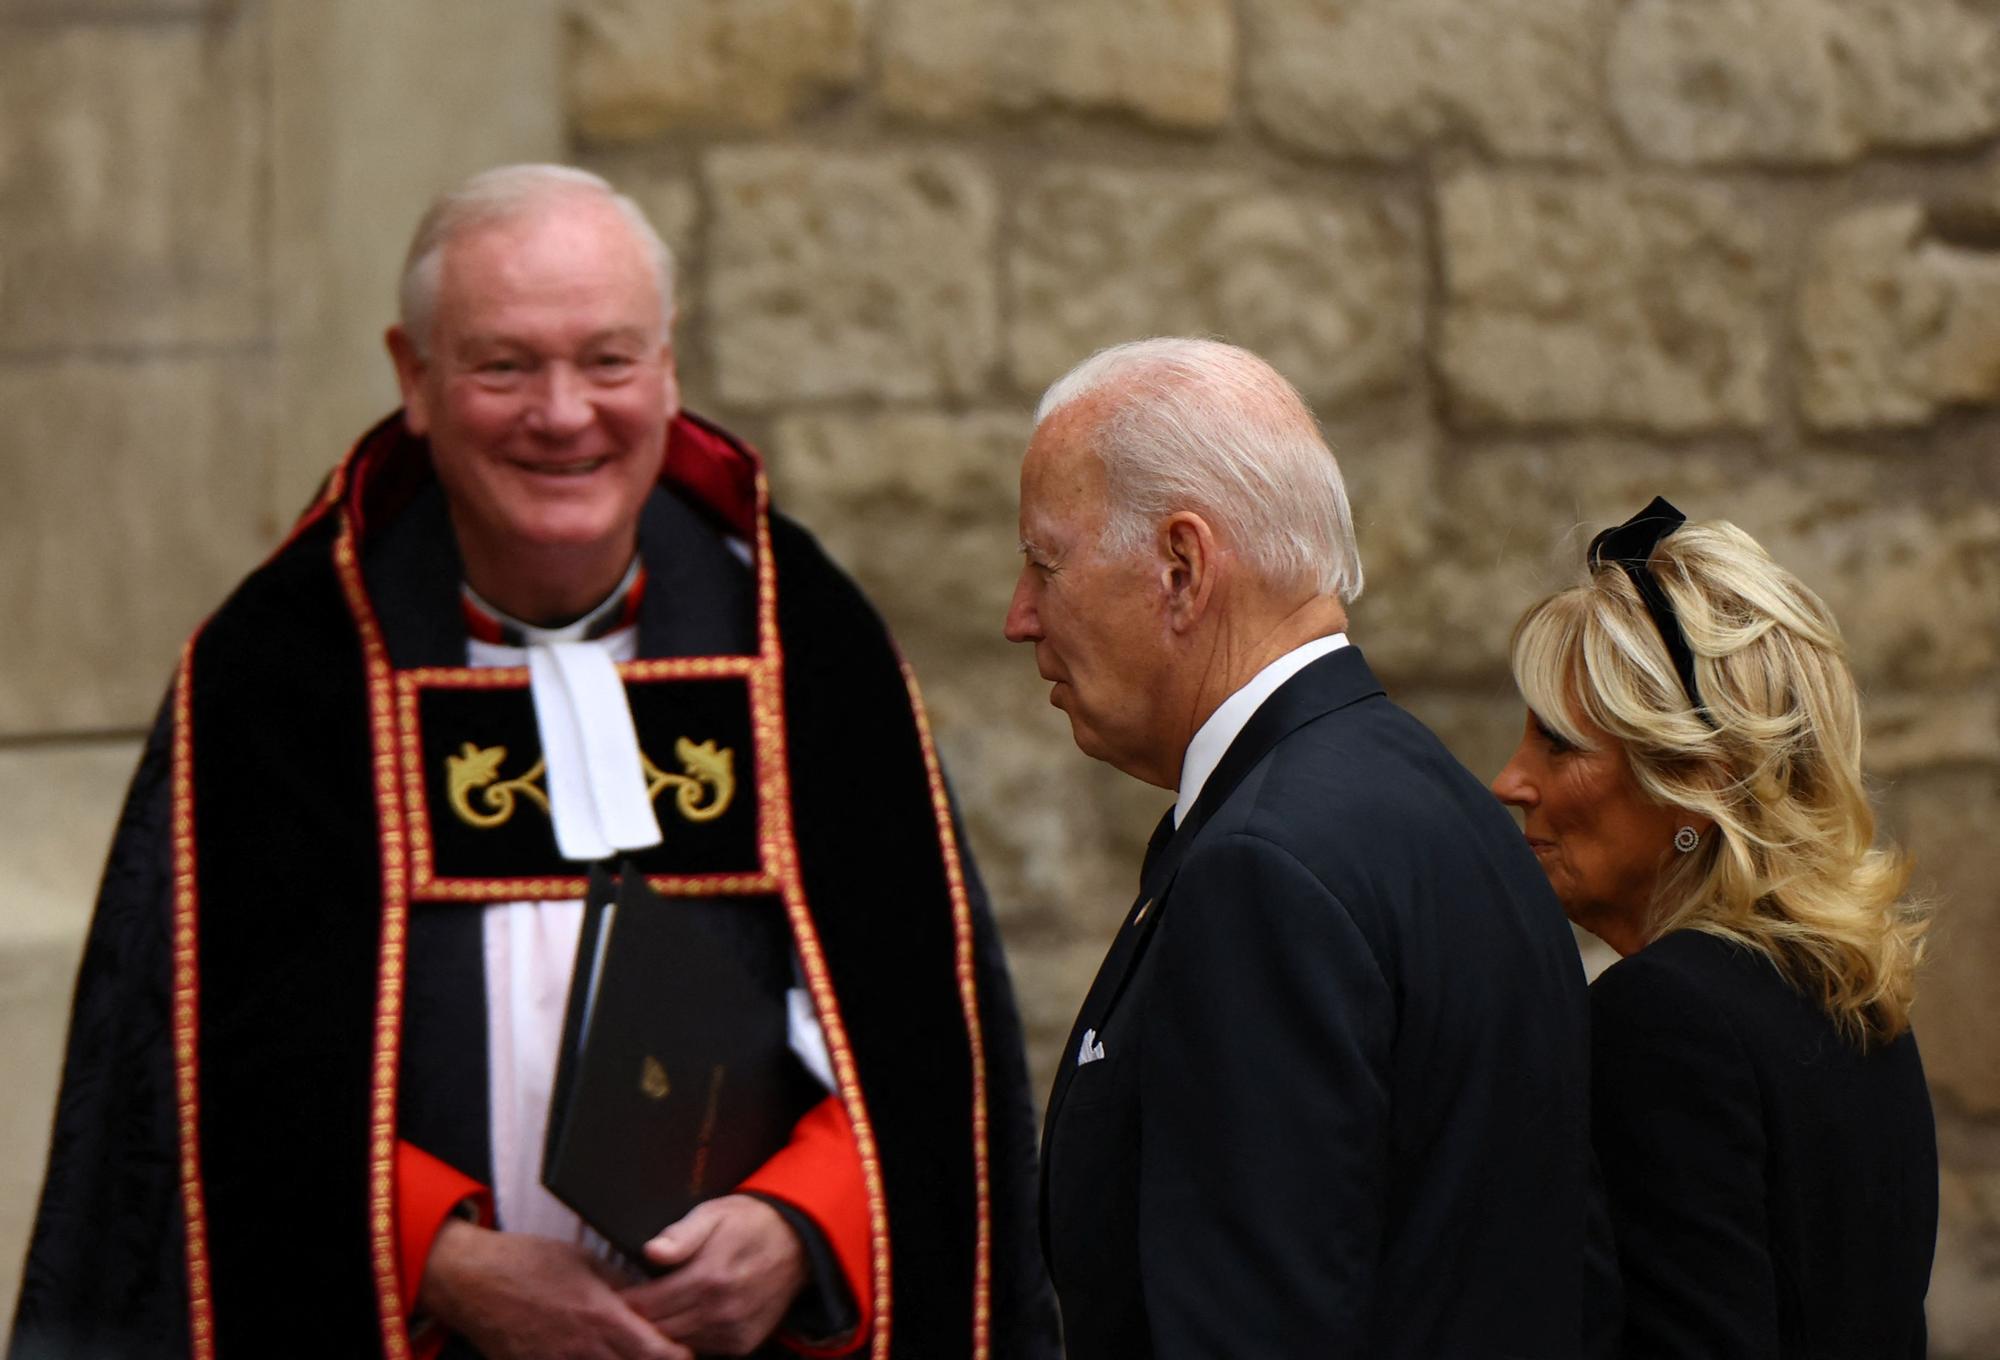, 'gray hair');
397,163,676,355
1035,337,1364,601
